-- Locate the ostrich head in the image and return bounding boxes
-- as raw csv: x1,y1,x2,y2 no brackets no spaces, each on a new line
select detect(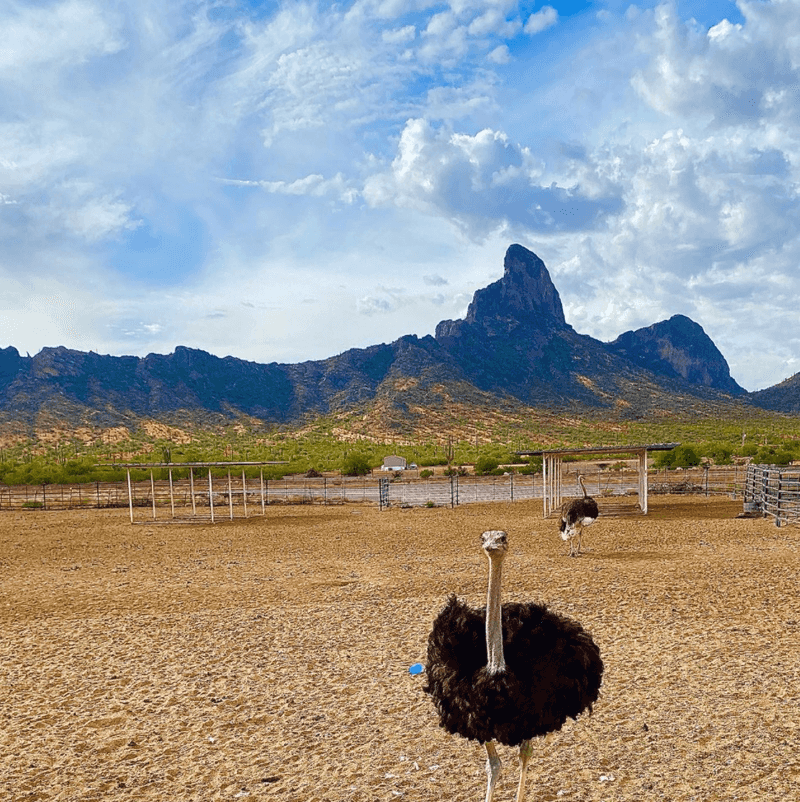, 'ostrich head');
481,530,508,559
